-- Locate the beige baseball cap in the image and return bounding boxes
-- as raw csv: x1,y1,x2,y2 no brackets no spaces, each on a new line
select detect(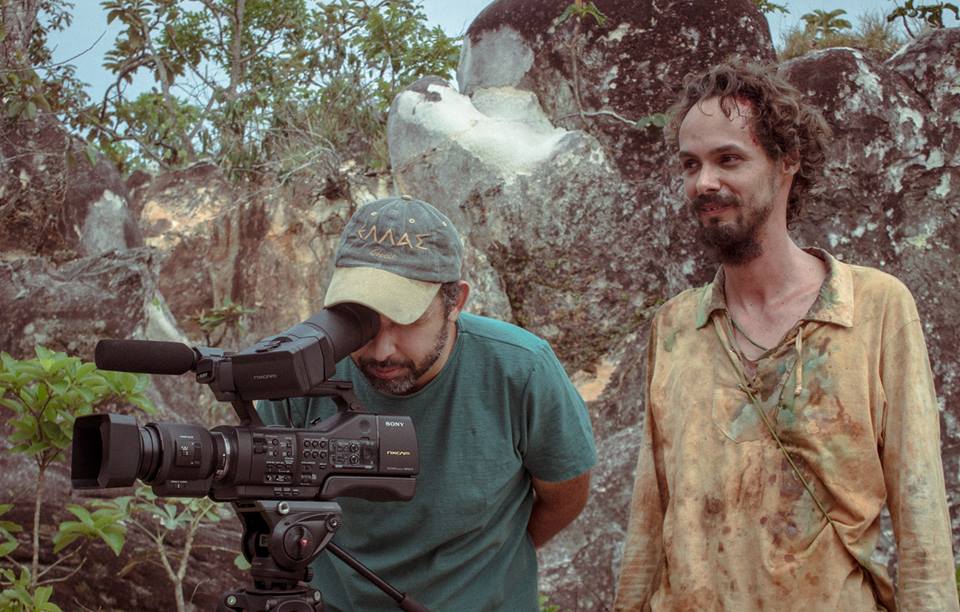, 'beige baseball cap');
323,196,463,324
